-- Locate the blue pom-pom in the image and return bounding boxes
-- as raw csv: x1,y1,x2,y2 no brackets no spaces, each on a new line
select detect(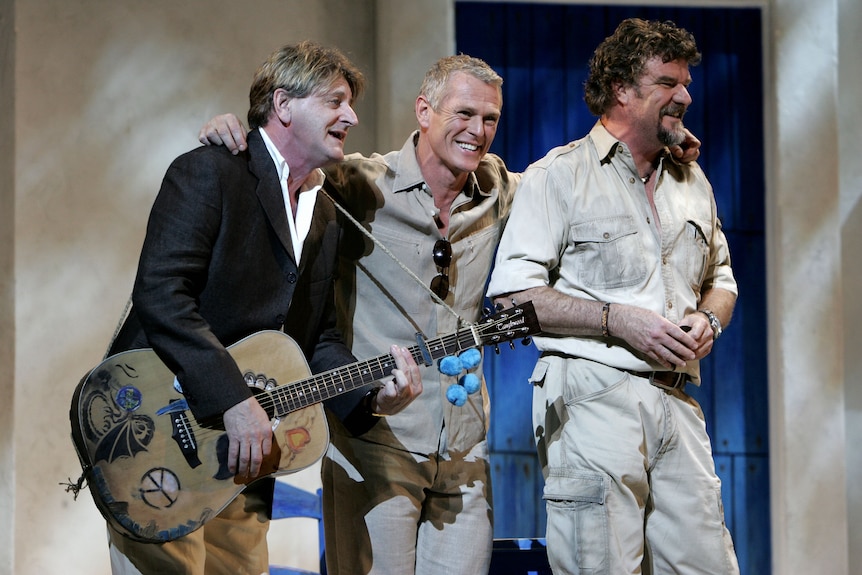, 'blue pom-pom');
458,348,481,370
446,383,468,406
460,373,480,394
438,355,463,376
